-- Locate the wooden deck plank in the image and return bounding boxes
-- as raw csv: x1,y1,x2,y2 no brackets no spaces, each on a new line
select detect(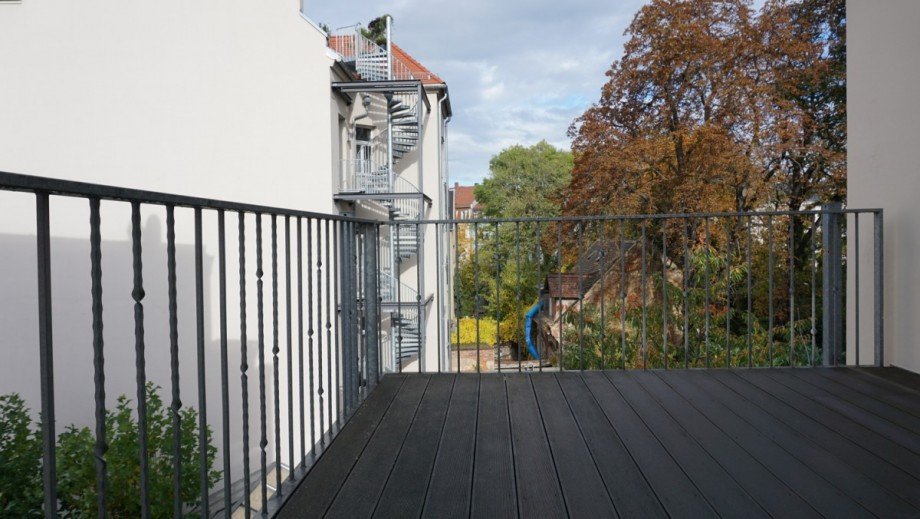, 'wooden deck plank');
632,371,819,518
325,375,431,518
608,371,768,518
531,374,618,518
672,370,913,517
421,375,479,519
764,370,920,454
504,373,567,518
470,375,517,518
793,369,920,431
373,374,456,518
709,370,920,510
282,368,920,519
831,368,920,418
276,374,406,518
580,371,715,519
556,373,667,519
734,369,920,480
857,366,920,393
